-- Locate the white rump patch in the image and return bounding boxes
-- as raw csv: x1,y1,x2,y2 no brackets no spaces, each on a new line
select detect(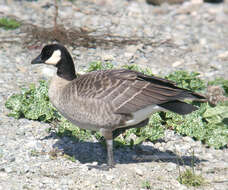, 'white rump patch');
45,50,61,65
125,105,164,126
